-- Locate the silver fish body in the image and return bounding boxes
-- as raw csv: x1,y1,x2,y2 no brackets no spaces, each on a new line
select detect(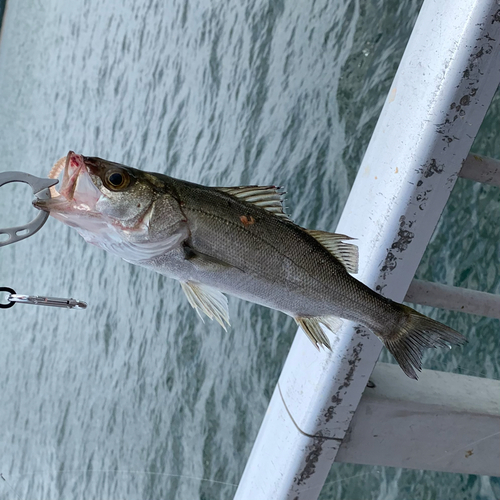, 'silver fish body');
145,179,360,316
35,152,466,379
